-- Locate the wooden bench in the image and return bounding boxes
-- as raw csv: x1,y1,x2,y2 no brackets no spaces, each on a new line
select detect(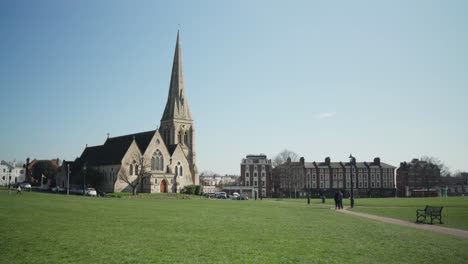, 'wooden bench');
416,206,444,224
